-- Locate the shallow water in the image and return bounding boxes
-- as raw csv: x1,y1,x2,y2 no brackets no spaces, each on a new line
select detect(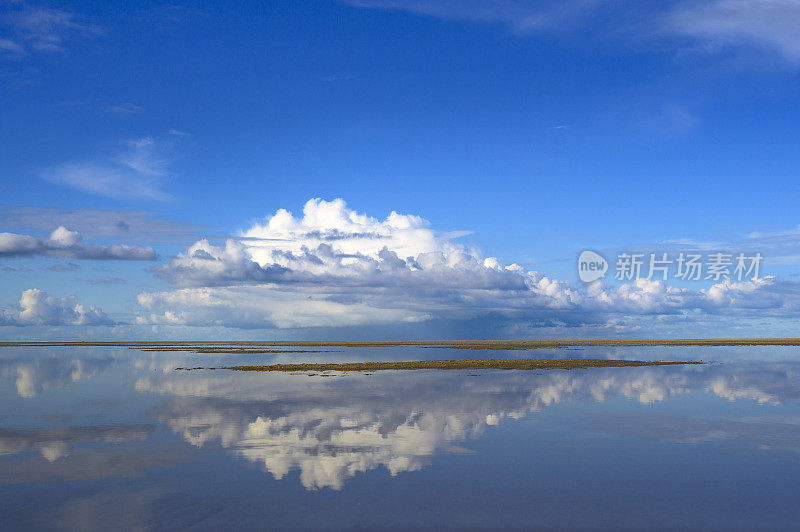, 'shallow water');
1,344,800,530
